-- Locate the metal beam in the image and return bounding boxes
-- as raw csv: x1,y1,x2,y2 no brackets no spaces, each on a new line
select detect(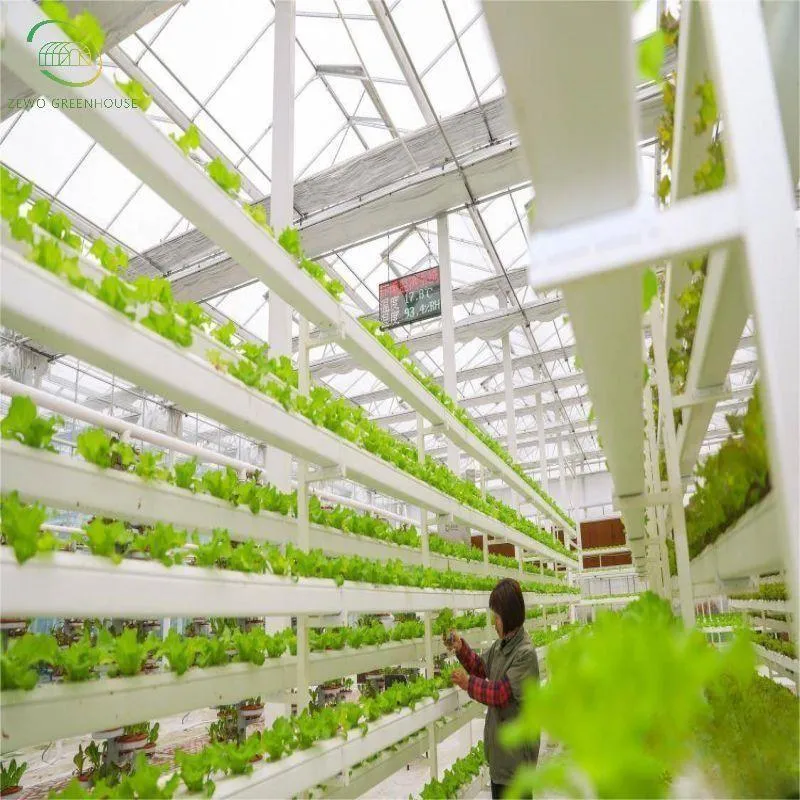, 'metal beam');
109,46,262,201
308,296,564,372
379,384,754,433
265,0,296,492
126,85,665,299
349,341,756,406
